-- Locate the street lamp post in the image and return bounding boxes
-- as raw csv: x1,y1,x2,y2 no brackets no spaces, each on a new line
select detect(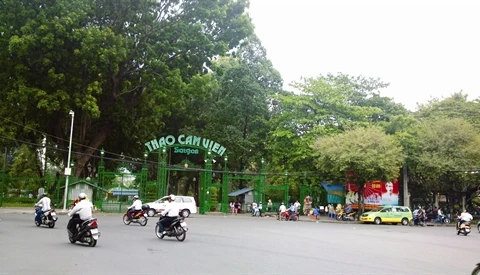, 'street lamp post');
62,110,75,211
